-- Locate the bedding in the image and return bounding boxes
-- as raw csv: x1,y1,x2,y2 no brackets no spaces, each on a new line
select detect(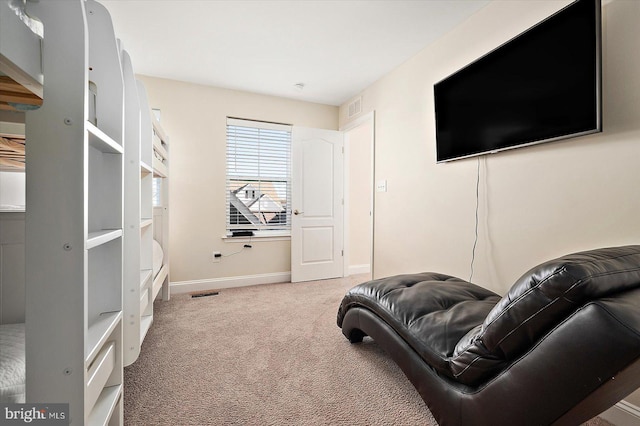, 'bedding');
152,239,164,278
0,205,26,211
0,323,25,403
